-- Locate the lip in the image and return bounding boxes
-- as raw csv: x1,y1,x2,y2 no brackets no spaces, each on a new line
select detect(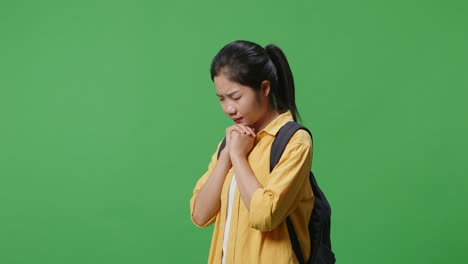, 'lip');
233,117,243,123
